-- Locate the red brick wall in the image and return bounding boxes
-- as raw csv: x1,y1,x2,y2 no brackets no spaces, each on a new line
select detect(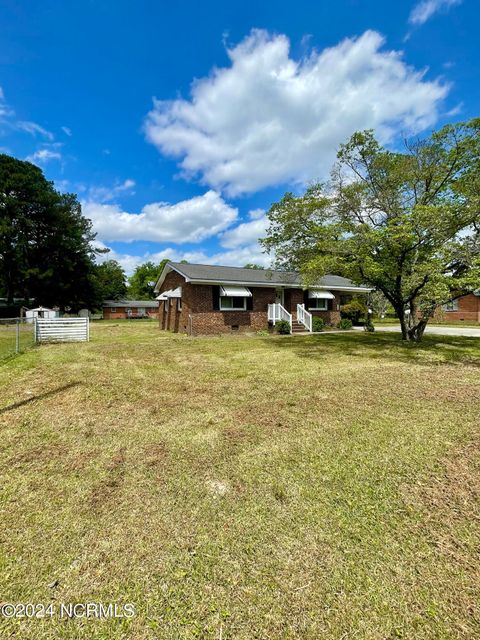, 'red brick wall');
189,286,276,335
433,294,480,322
158,271,191,333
